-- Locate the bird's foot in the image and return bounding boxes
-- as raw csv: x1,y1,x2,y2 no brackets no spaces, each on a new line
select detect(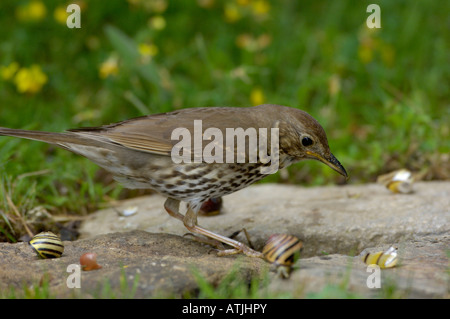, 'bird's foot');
216,245,264,258
164,198,264,259
217,228,262,257
229,228,256,249
183,233,226,250
183,232,263,258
